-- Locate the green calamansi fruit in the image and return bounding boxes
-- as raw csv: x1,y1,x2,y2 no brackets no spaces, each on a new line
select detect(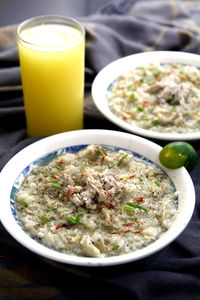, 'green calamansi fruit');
159,141,198,172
